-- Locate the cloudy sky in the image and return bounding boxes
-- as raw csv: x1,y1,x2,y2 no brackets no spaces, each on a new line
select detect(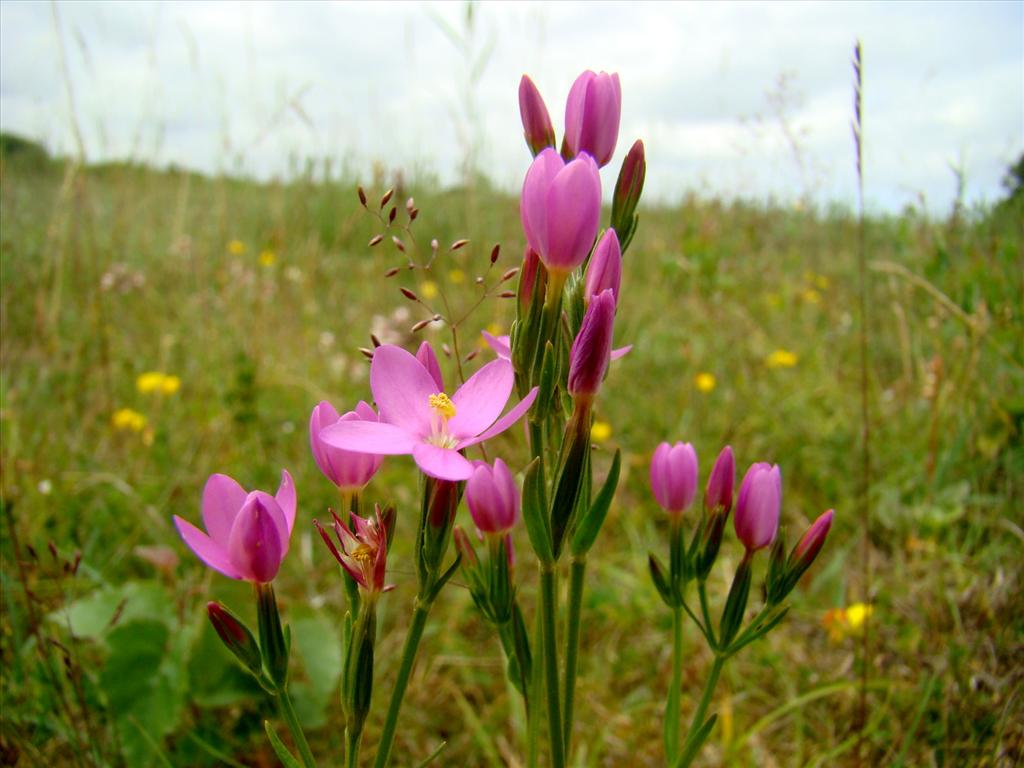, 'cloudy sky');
1,1,1021,213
